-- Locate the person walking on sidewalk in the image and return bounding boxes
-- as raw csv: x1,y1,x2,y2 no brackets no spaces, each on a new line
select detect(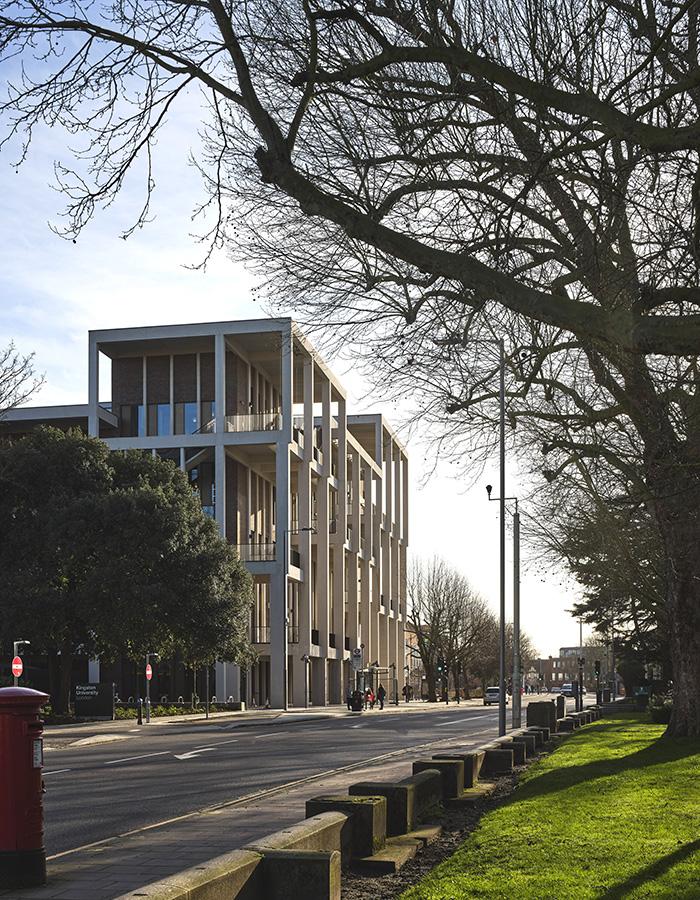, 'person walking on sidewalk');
377,683,387,710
